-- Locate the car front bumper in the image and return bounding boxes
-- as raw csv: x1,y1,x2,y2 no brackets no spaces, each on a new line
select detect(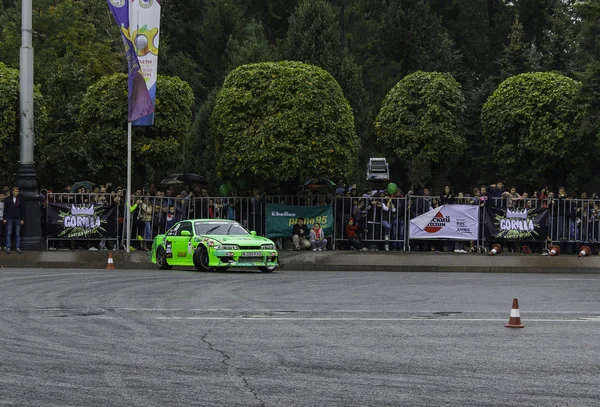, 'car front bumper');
212,249,278,267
